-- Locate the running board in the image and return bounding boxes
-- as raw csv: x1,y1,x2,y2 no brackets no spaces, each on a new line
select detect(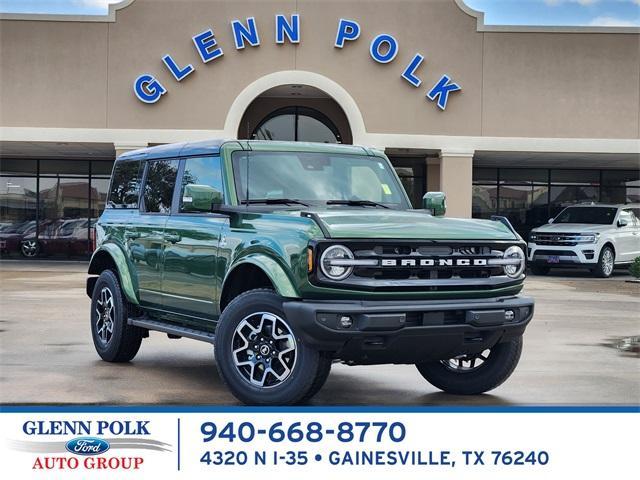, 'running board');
128,318,215,344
